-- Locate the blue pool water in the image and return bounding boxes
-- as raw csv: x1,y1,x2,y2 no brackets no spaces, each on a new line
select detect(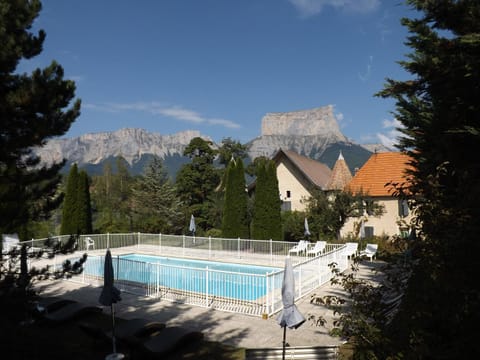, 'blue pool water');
85,253,281,301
